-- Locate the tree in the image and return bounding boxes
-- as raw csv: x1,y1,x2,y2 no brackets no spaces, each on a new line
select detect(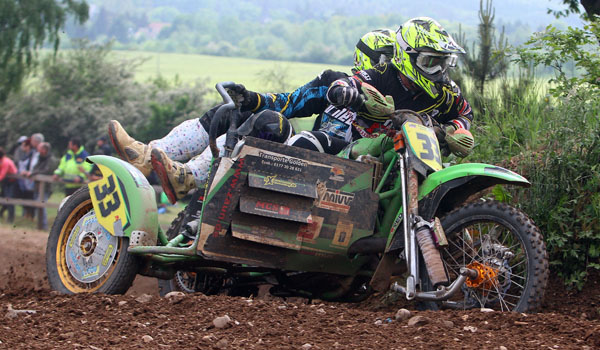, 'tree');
458,0,509,95
0,0,89,102
550,0,600,21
